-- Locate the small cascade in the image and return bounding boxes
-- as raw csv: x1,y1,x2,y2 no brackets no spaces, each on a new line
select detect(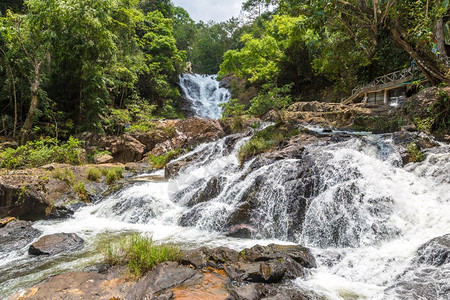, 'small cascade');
179,74,231,119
